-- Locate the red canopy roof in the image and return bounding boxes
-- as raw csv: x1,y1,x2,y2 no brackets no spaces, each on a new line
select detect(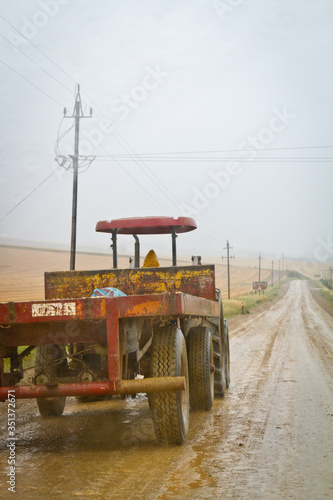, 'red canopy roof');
96,216,197,235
